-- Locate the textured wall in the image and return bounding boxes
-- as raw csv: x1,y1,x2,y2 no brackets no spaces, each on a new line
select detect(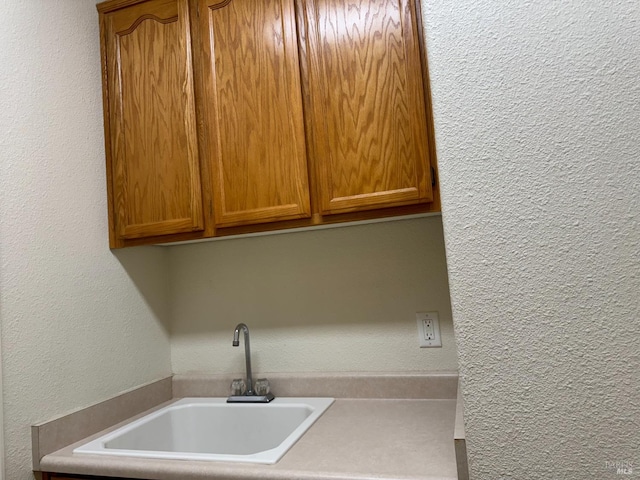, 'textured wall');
422,0,640,478
0,328,3,477
0,1,172,479
170,217,457,374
